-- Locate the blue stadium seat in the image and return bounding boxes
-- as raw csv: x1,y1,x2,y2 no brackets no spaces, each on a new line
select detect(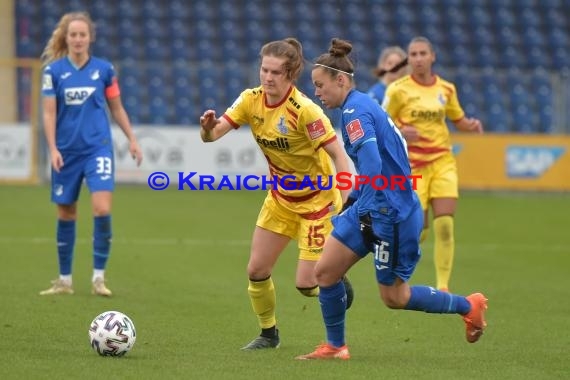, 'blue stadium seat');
145,37,170,61
192,0,213,19
92,36,119,61
220,20,244,42
170,38,195,61
476,45,499,68
500,46,524,68
450,44,474,67
142,0,167,19
548,28,569,50
321,2,342,23
520,8,542,28
524,27,547,48
394,4,416,25
91,1,115,20
118,19,142,39
418,5,441,26
196,39,221,61
487,104,510,133
443,7,466,26
175,96,196,124
528,47,551,69
243,1,265,21
149,96,170,124
118,1,142,19
195,20,217,42
267,2,292,22
468,5,492,27
497,26,521,49
447,25,471,46
223,61,249,100
553,48,569,69
119,37,144,60
472,26,495,48
509,84,529,109
144,19,168,39
294,2,318,22
495,7,516,27
169,19,192,39
168,0,191,20
512,105,535,133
